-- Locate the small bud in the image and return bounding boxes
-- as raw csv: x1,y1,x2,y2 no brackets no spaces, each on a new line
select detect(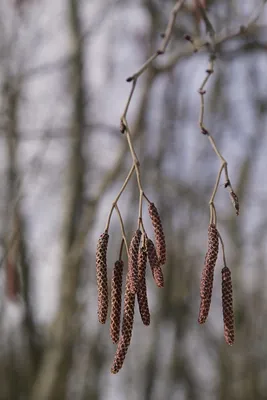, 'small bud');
120,120,126,134
201,127,209,135
229,191,239,216
184,34,192,42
